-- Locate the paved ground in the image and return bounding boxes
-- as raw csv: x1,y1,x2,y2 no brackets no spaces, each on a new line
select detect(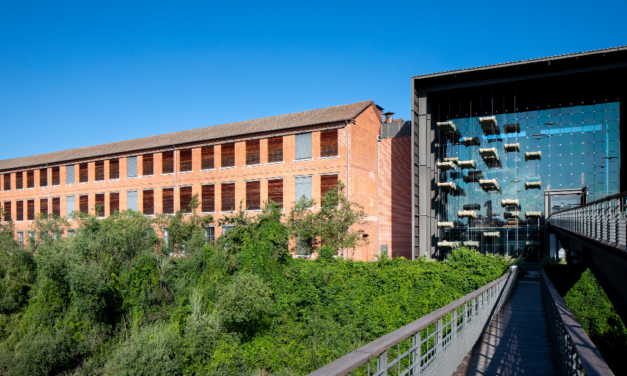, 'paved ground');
453,280,557,376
